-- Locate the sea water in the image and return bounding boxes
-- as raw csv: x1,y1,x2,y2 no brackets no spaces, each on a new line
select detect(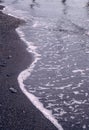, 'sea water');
3,0,89,130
